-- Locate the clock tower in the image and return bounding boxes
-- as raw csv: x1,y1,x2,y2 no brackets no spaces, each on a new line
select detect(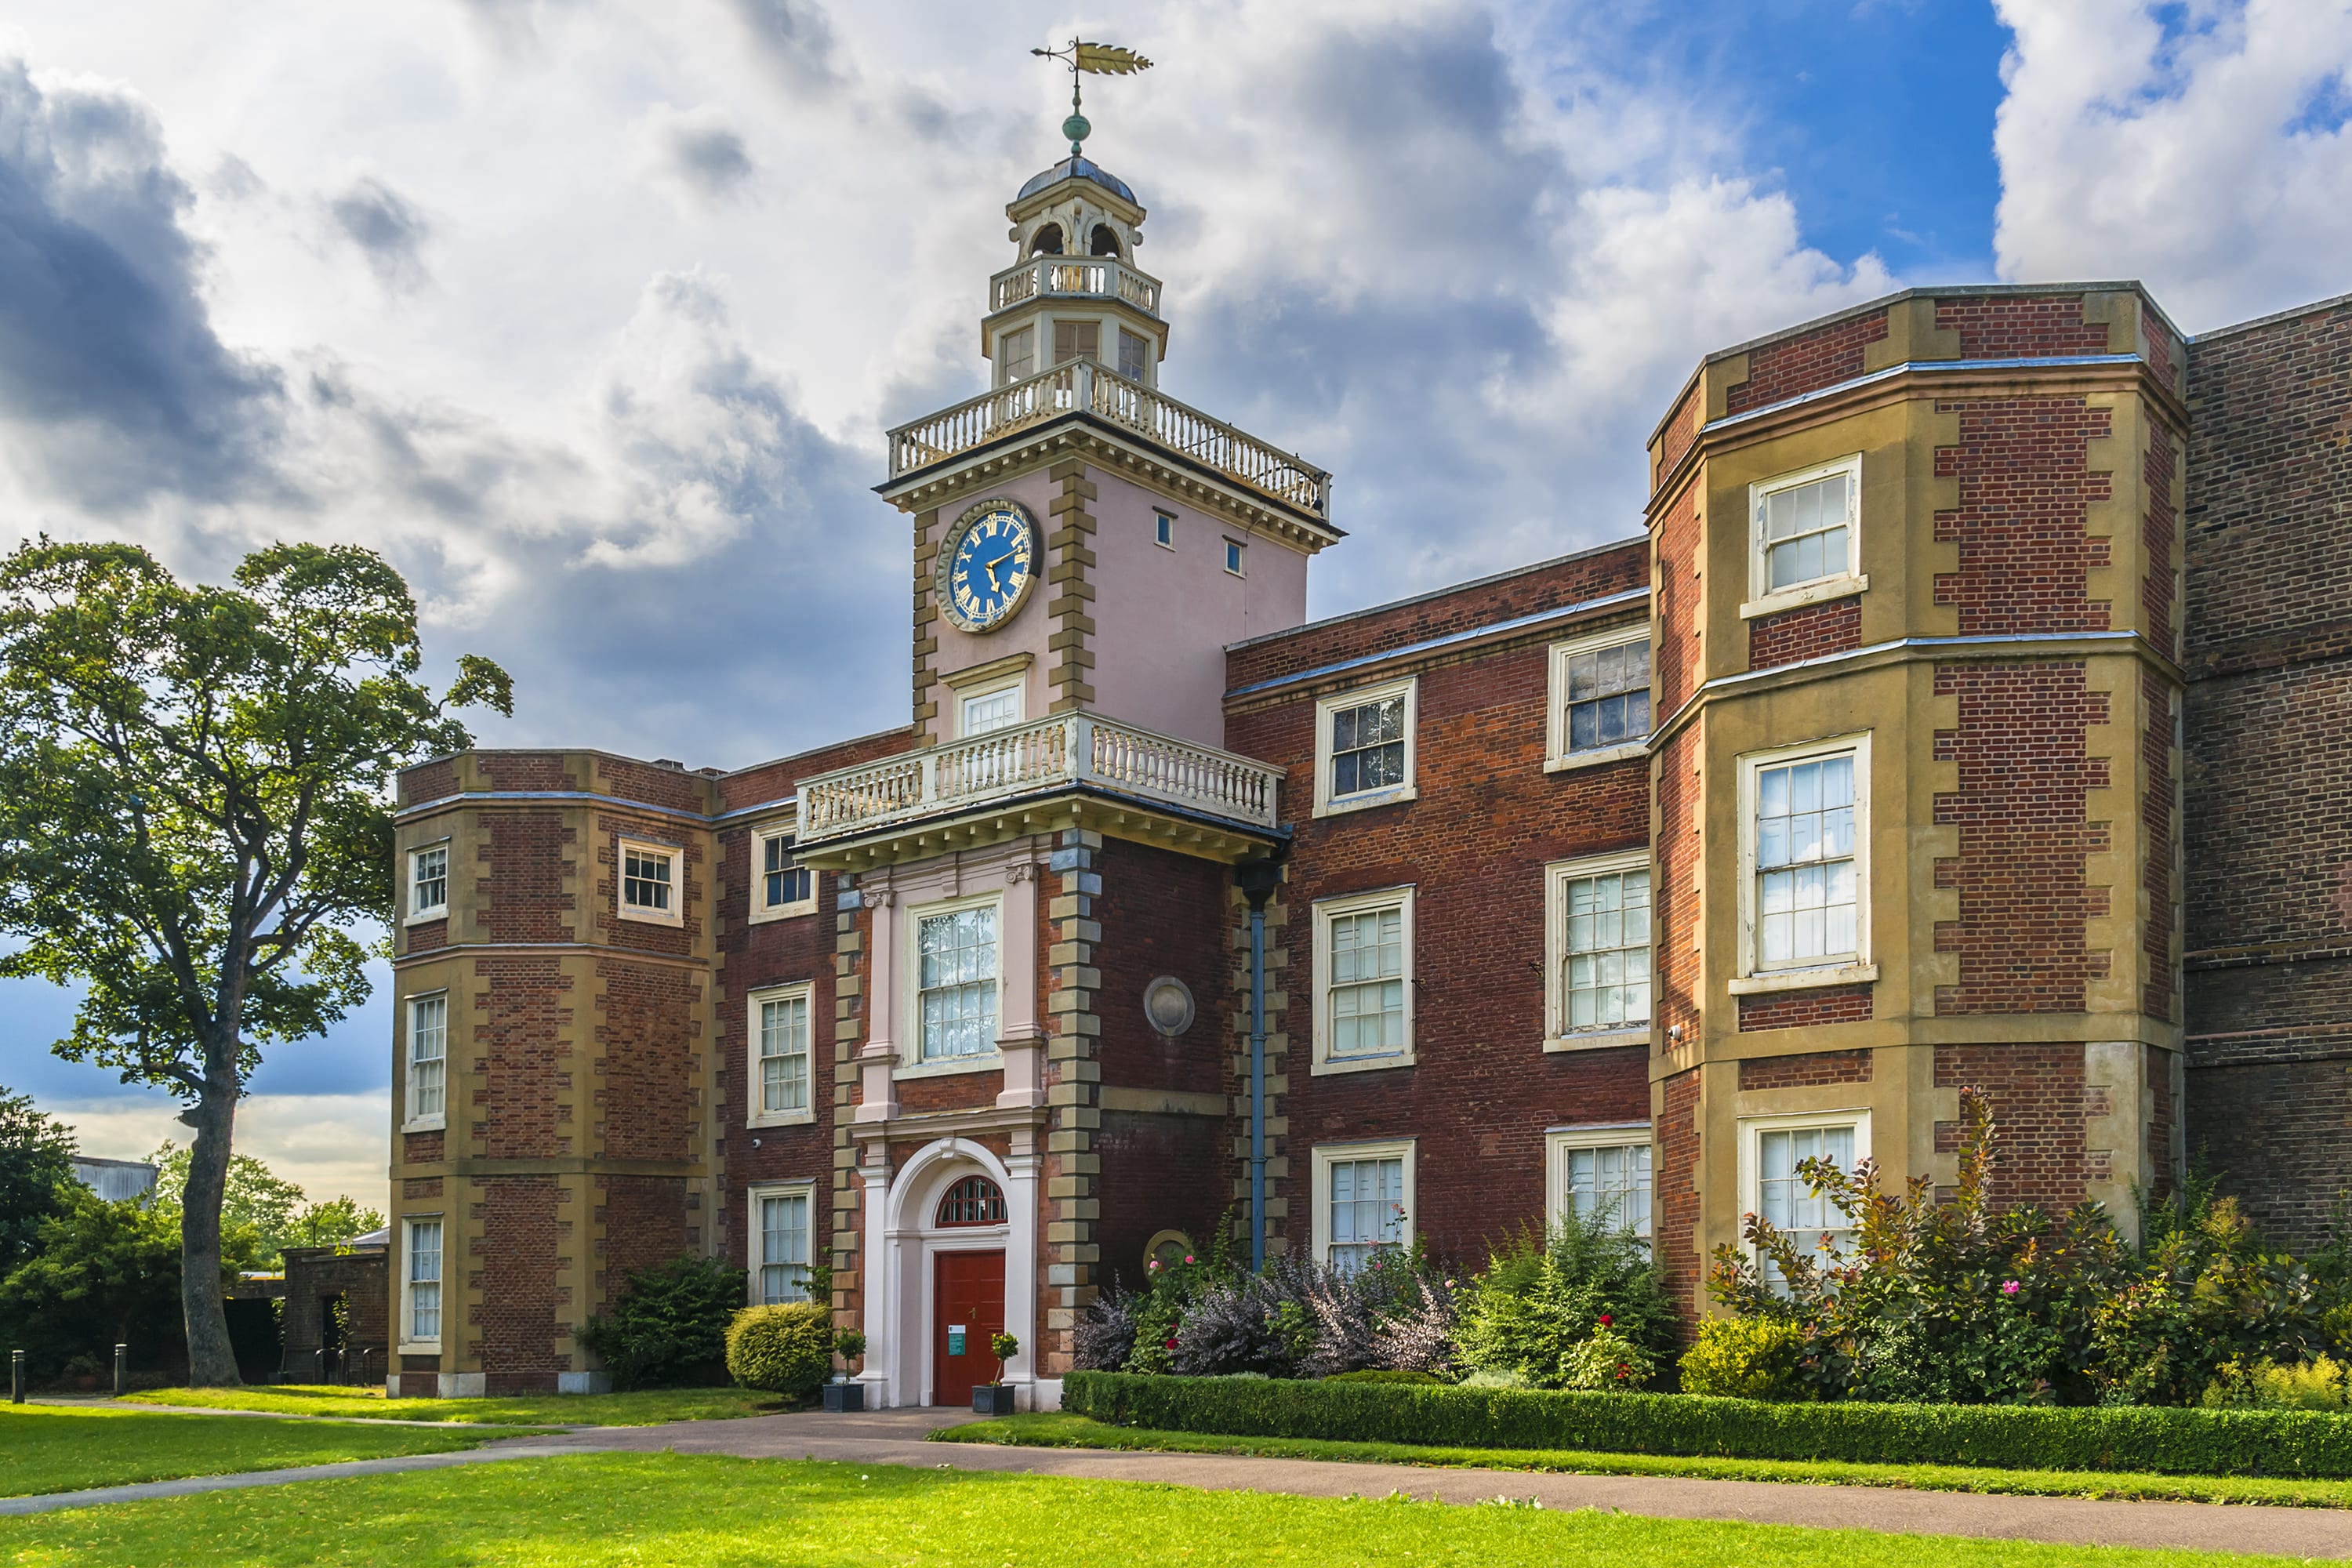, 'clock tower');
786,114,1339,1405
